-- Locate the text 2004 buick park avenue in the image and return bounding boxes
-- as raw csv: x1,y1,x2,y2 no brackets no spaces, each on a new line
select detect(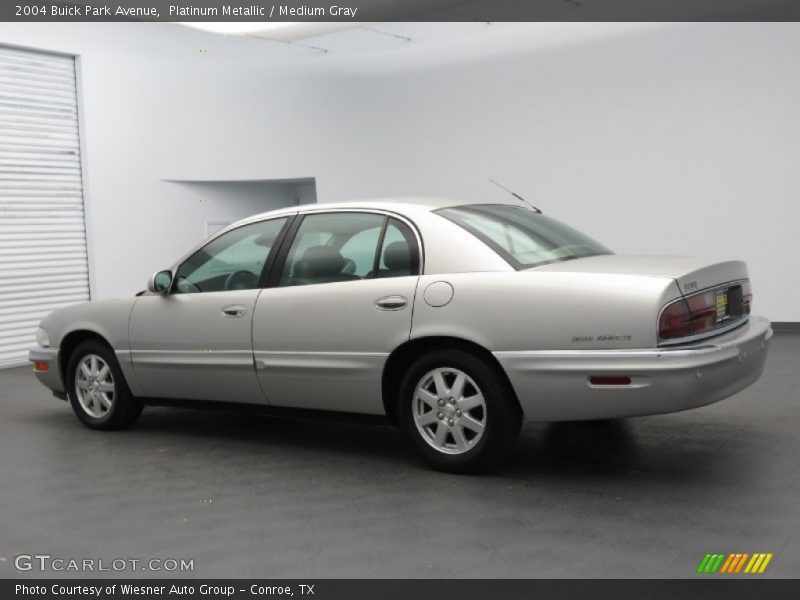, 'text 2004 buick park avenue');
29,198,771,472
